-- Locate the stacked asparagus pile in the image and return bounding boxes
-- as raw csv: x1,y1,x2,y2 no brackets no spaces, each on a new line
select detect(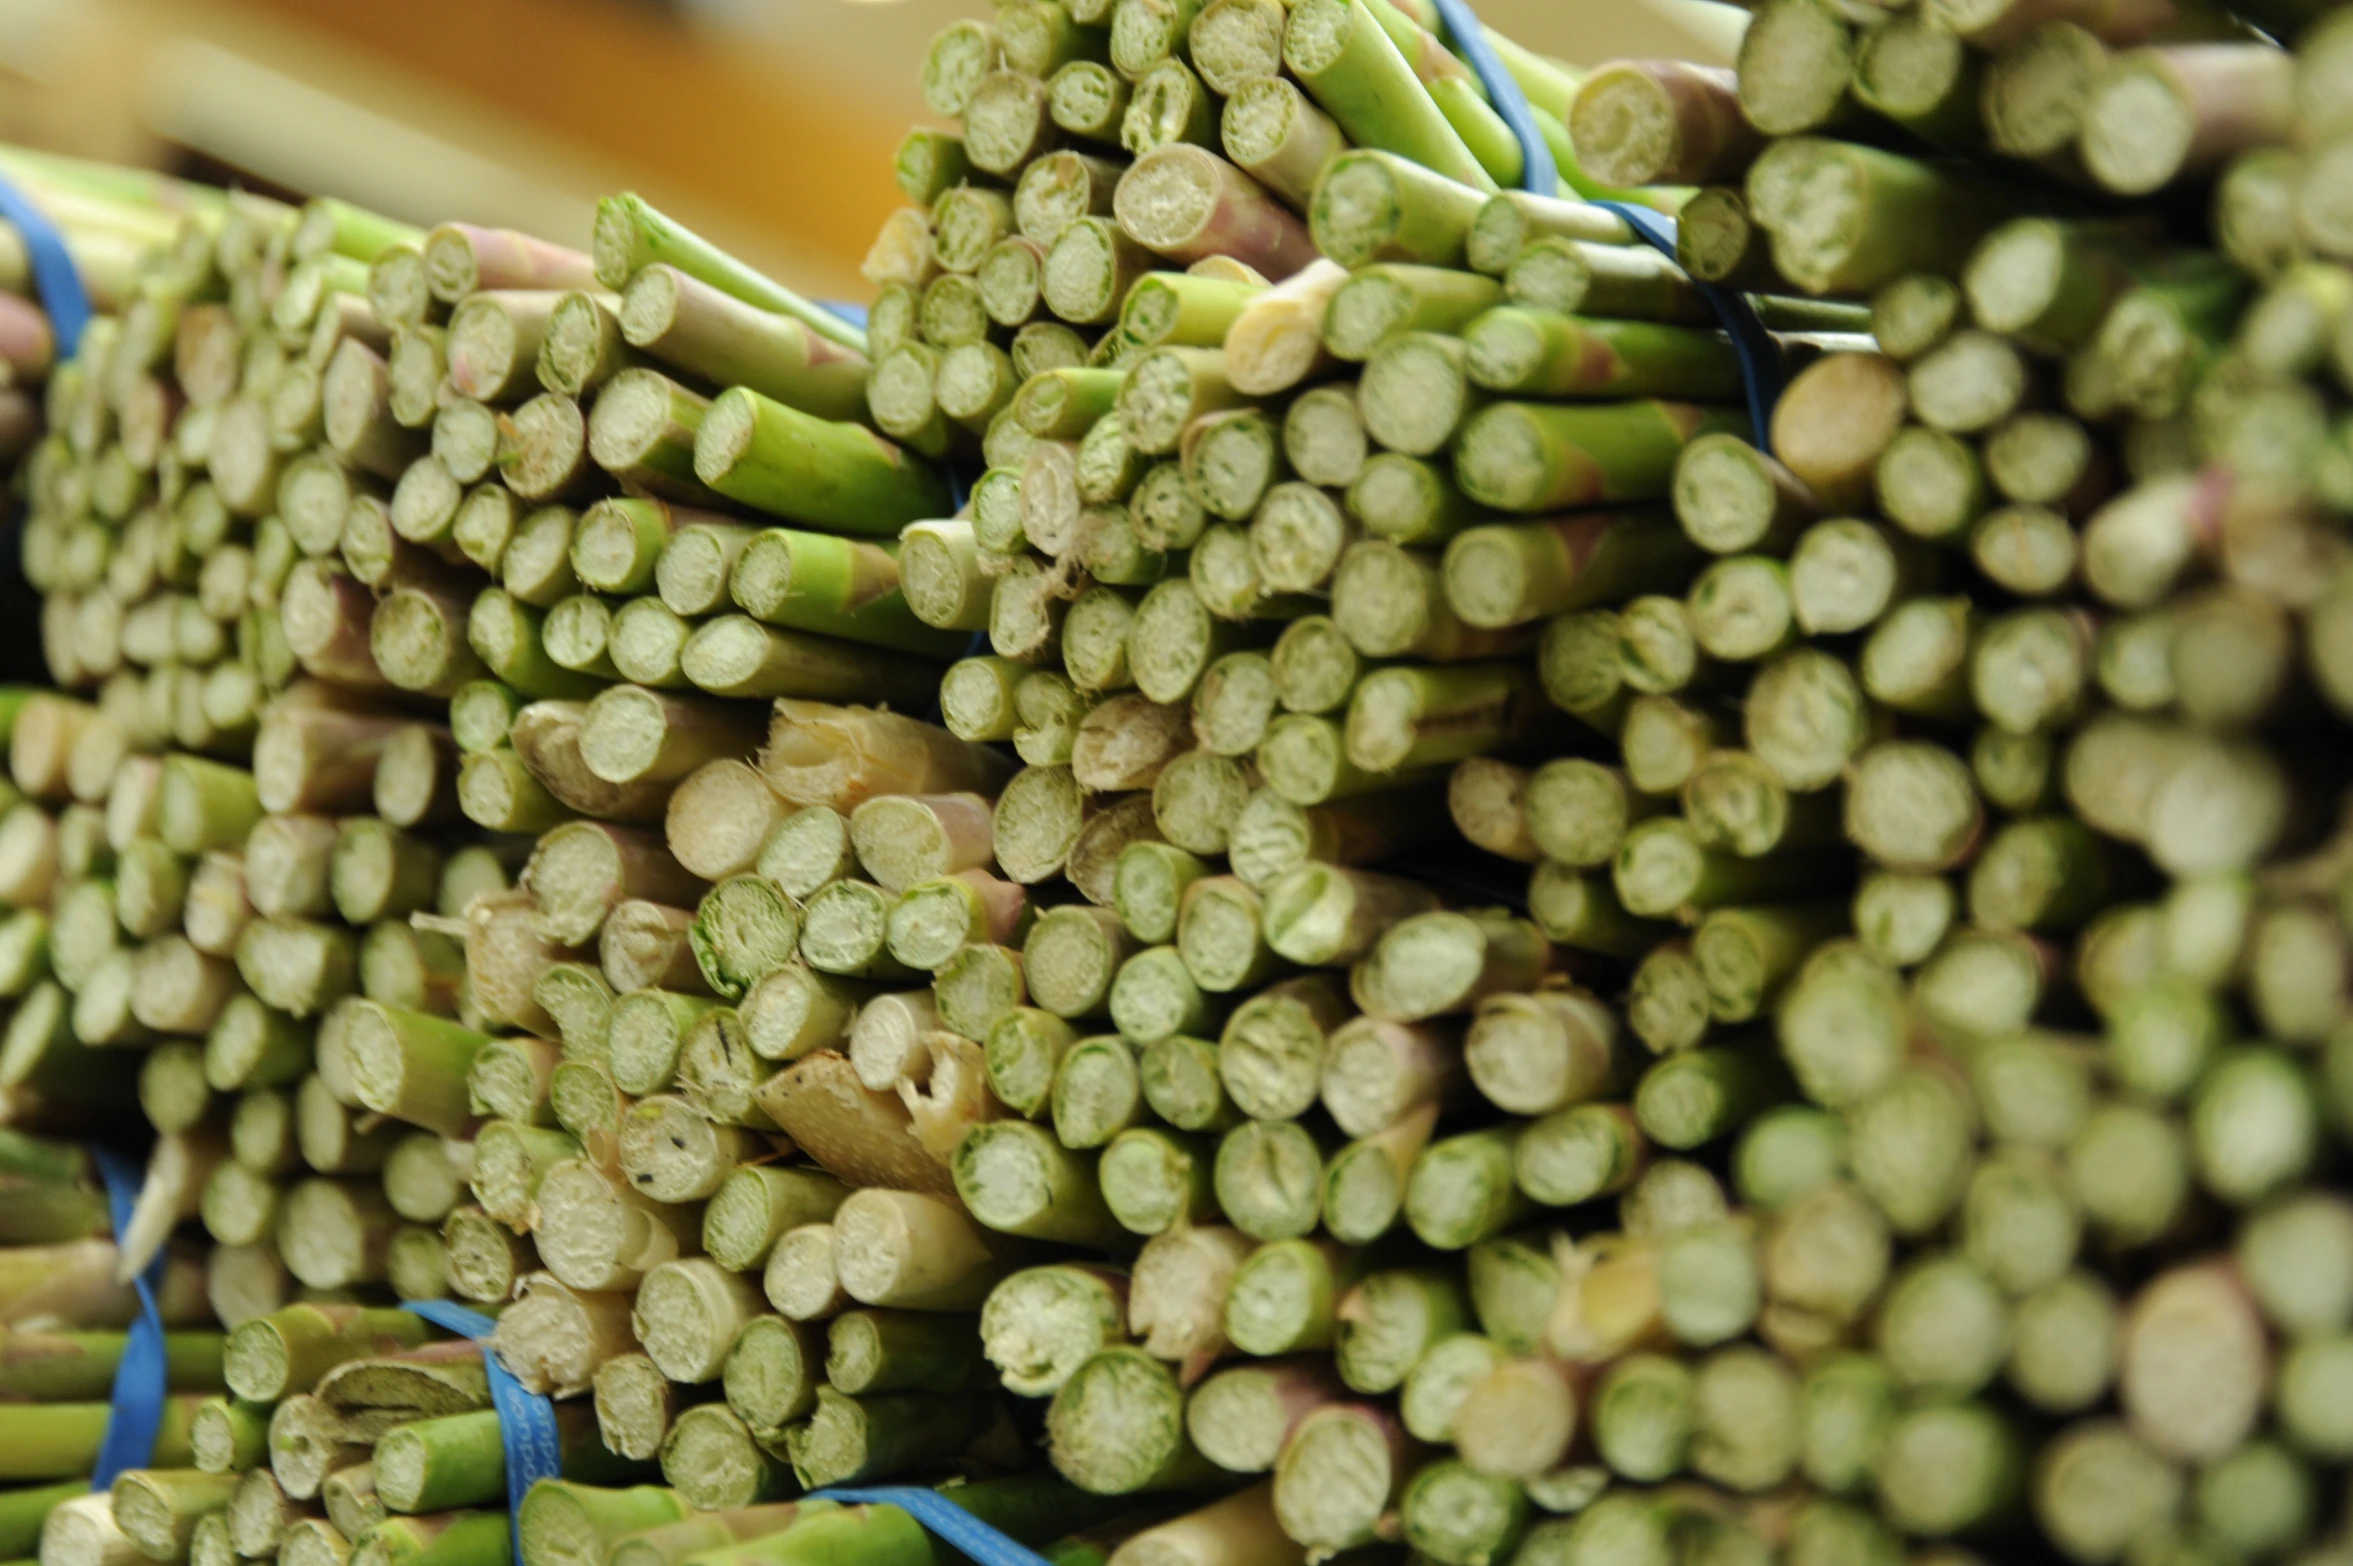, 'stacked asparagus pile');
860,0,2353,1562
12,0,2353,1556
